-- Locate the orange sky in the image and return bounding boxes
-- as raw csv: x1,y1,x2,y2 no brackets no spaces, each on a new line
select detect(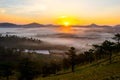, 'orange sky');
0,13,120,25
0,0,120,25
